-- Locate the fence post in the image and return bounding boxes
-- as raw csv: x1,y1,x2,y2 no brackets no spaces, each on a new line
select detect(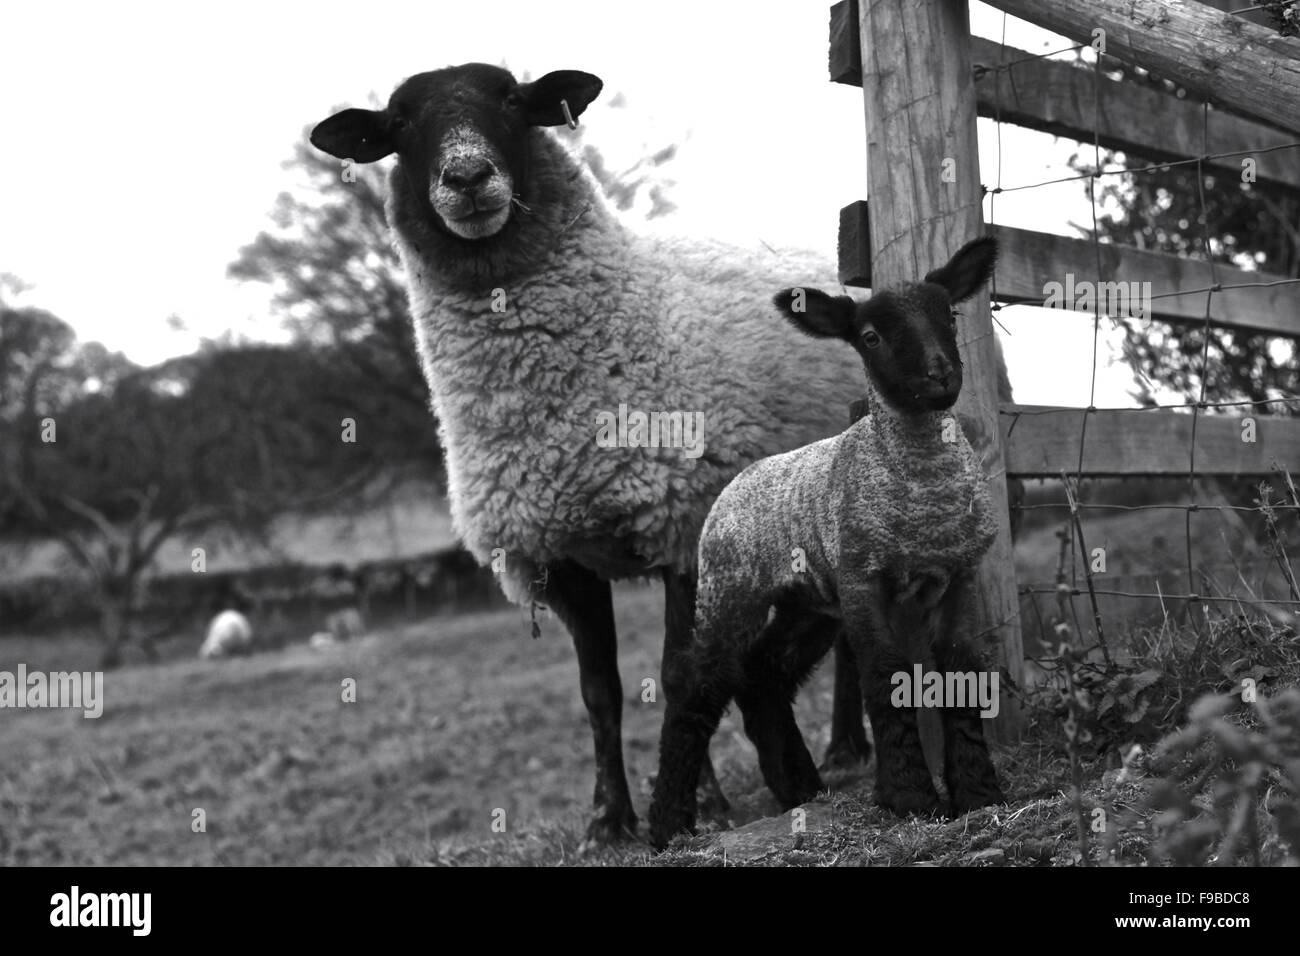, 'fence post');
857,0,1023,744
